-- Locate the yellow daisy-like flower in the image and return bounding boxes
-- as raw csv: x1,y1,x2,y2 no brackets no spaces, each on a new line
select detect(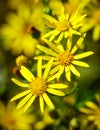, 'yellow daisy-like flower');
36,34,94,81
79,94,100,129
80,0,100,41
0,101,34,130
1,4,44,57
42,8,86,42
11,58,68,113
